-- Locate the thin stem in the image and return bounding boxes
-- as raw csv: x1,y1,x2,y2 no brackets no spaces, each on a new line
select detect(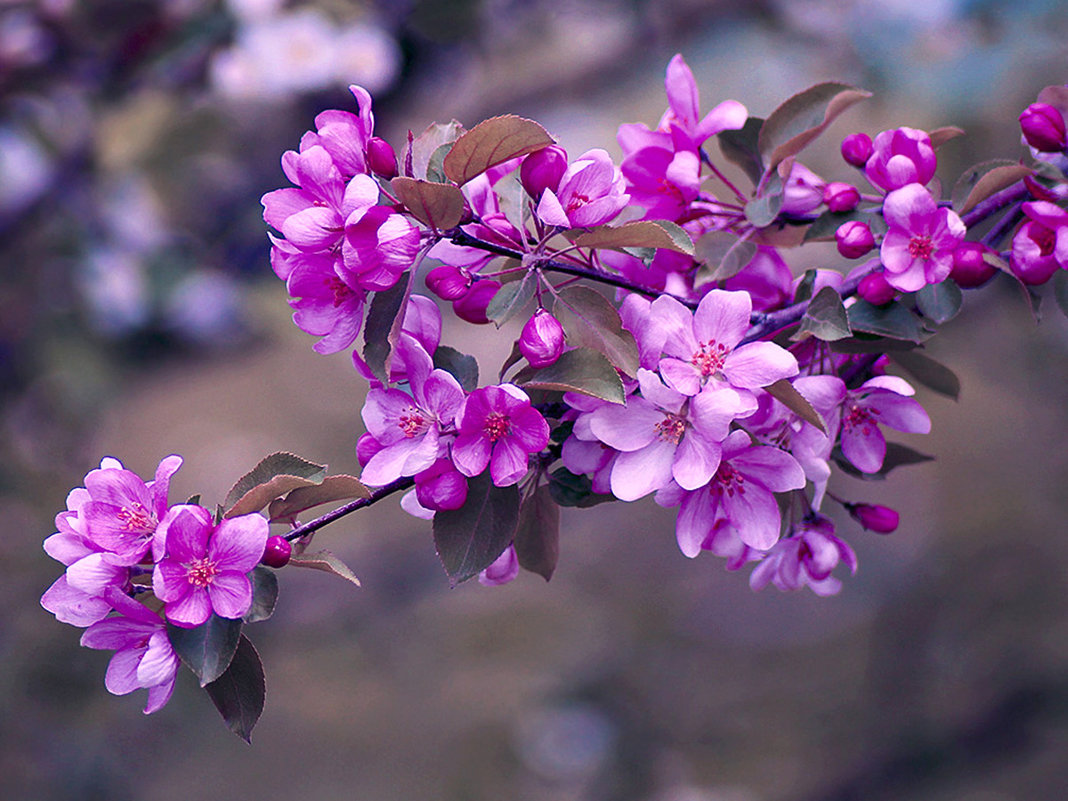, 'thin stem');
960,180,1030,228
285,476,415,541
742,269,868,343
